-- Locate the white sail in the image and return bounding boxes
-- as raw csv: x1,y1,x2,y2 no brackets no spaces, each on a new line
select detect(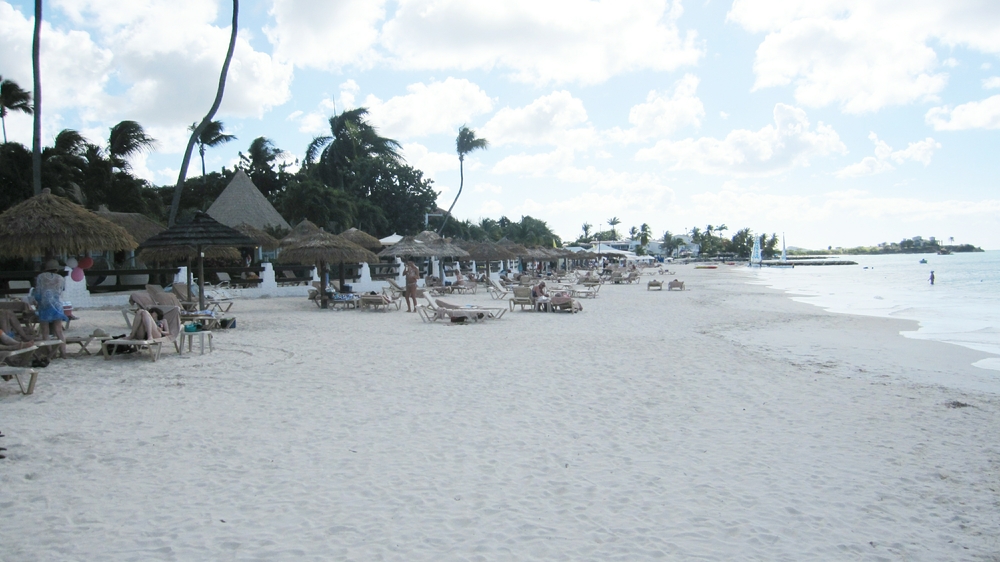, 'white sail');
780,234,787,262
750,236,762,266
